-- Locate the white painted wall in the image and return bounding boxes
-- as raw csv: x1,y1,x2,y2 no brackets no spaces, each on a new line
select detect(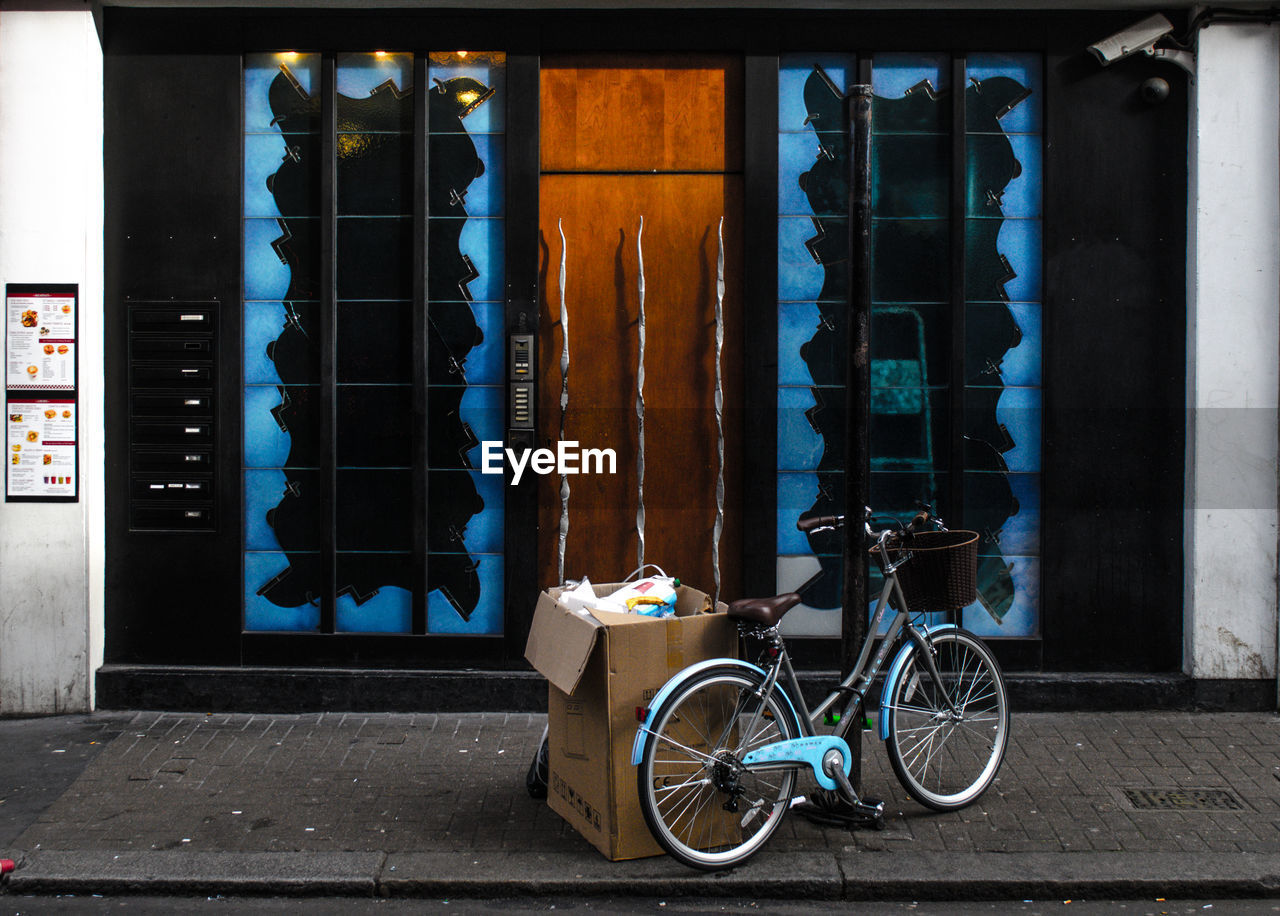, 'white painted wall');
0,4,104,713
1185,21,1280,681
